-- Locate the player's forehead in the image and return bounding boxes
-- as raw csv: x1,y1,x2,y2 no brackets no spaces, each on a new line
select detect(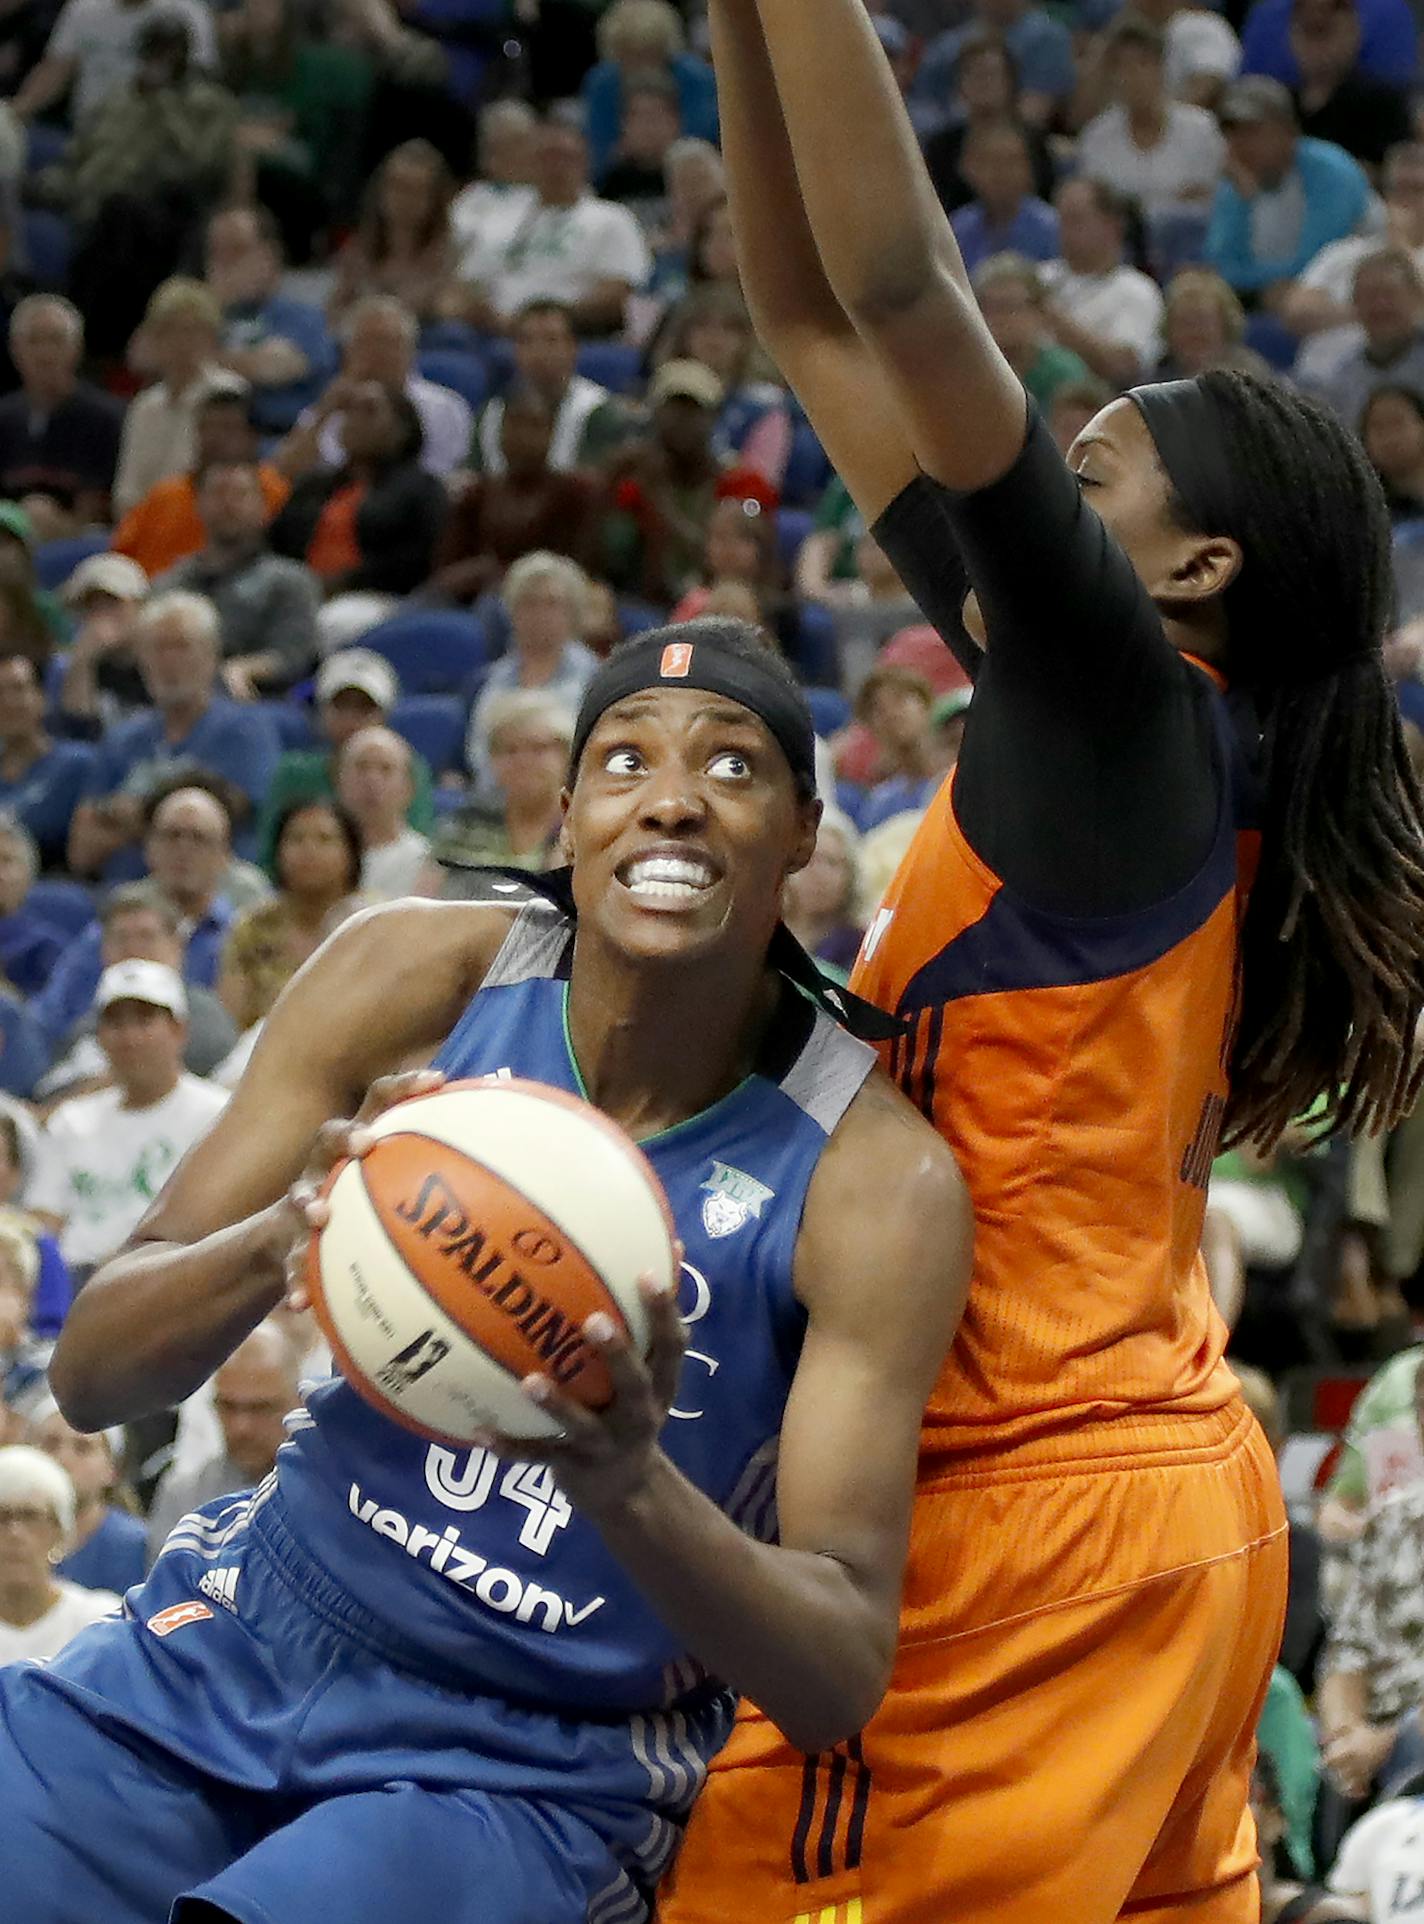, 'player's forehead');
588,687,774,742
